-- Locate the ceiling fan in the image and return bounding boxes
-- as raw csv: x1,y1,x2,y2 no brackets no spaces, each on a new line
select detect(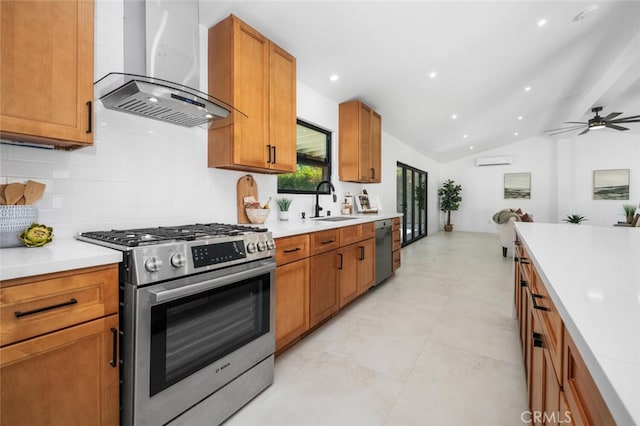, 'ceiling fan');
544,106,640,136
